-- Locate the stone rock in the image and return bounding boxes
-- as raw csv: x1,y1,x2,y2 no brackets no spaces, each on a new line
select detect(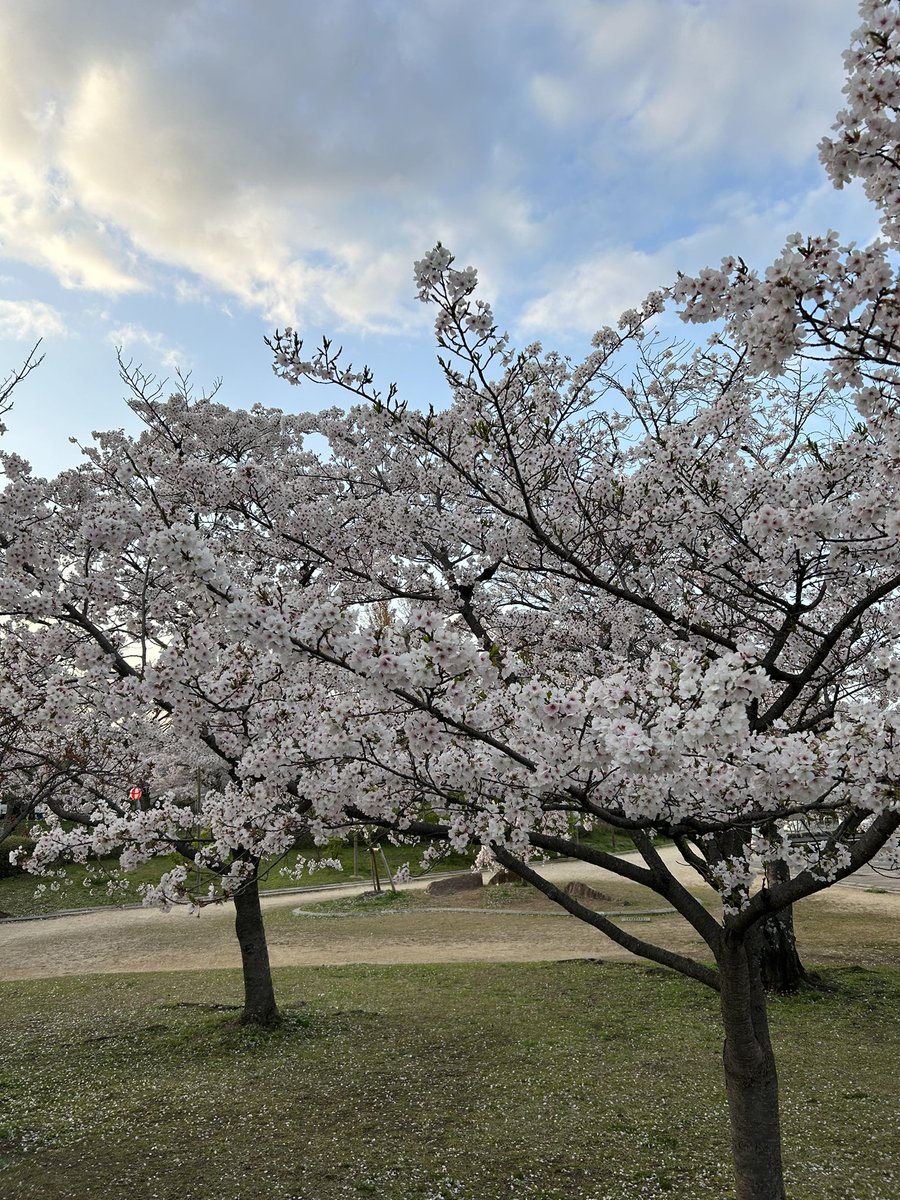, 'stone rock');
563,881,620,906
486,869,528,886
426,872,484,896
